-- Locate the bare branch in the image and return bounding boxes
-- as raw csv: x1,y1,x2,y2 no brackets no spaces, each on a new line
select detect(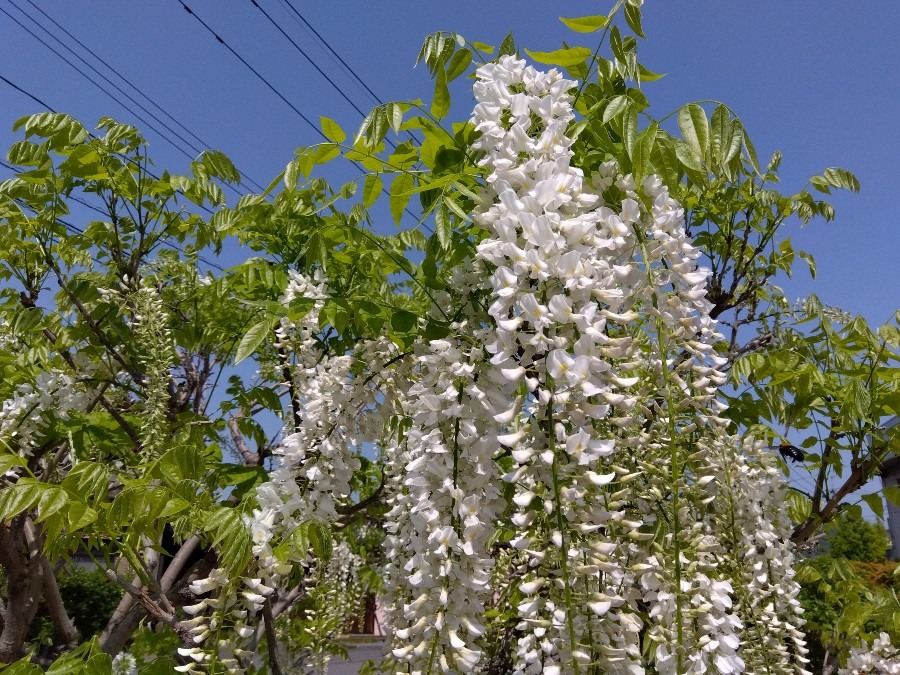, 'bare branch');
262,599,284,675
228,413,261,467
